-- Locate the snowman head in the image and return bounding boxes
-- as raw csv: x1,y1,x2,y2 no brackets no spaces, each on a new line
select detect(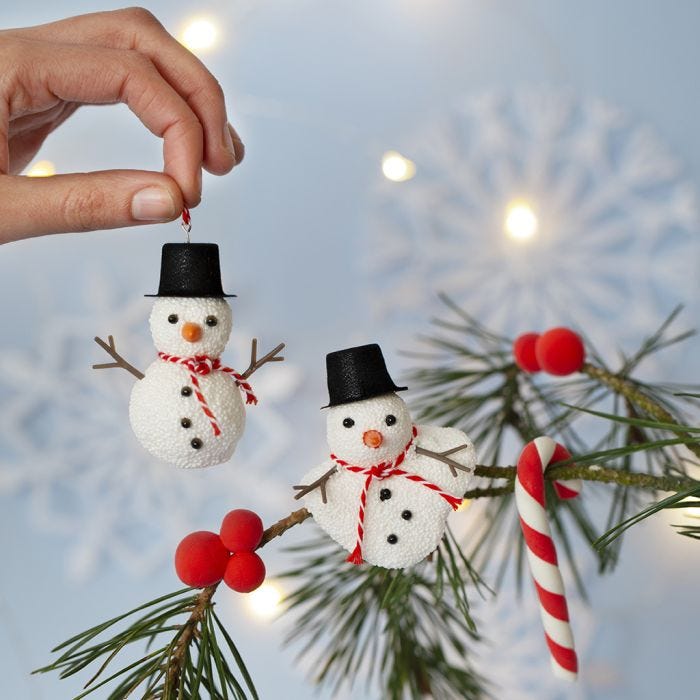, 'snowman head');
326,393,413,466
149,297,233,357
